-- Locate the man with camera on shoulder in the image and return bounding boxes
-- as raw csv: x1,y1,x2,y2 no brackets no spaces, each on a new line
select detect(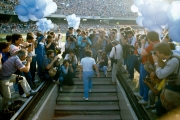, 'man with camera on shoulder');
0,49,36,110
43,50,61,84
152,42,180,117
